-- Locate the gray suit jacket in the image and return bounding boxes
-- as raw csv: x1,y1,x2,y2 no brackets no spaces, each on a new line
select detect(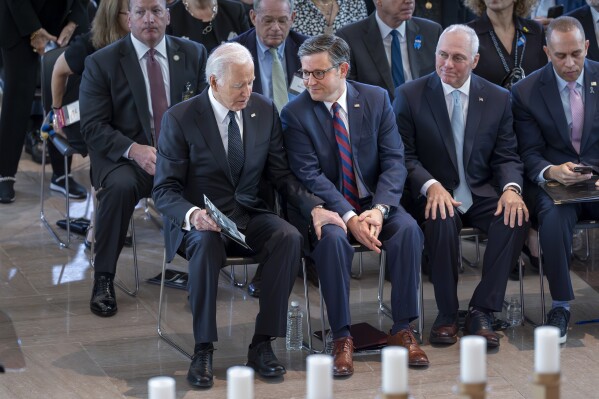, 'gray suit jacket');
80,34,207,187
336,14,442,100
